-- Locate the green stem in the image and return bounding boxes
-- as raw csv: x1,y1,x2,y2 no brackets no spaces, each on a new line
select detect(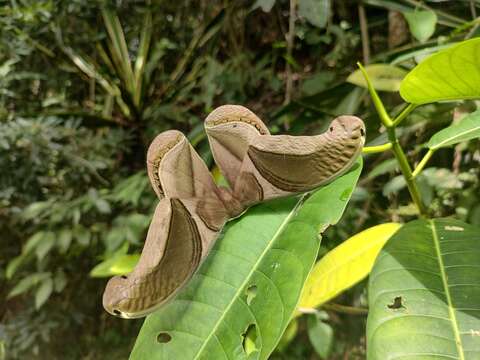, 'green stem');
357,62,393,127
392,103,417,127
412,149,435,178
387,127,428,216
362,143,392,154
